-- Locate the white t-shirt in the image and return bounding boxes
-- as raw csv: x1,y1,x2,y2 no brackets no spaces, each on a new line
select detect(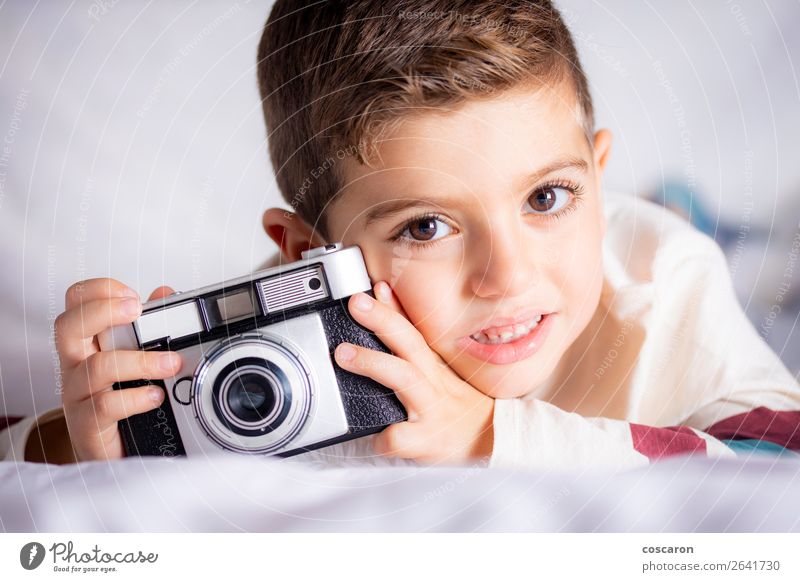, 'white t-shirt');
3,192,799,469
